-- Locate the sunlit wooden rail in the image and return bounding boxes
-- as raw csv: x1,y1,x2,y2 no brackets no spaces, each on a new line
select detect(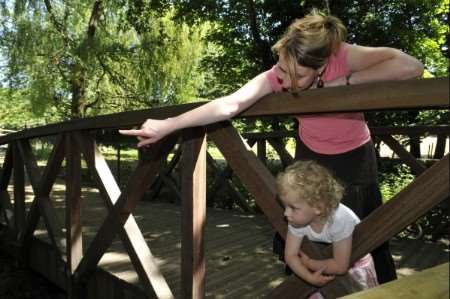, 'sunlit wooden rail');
242,126,449,167
0,128,16,136
0,78,448,299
